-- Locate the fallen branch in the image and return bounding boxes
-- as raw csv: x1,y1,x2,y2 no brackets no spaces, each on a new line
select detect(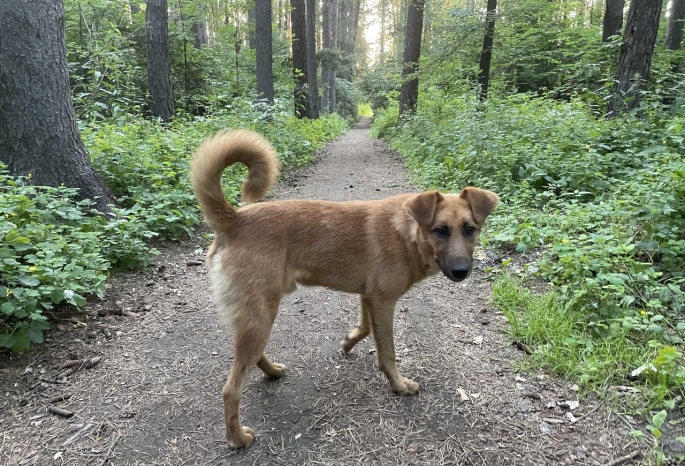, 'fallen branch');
48,406,74,418
45,394,72,403
98,433,121,466
601,450,641,466
61,423,93,447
